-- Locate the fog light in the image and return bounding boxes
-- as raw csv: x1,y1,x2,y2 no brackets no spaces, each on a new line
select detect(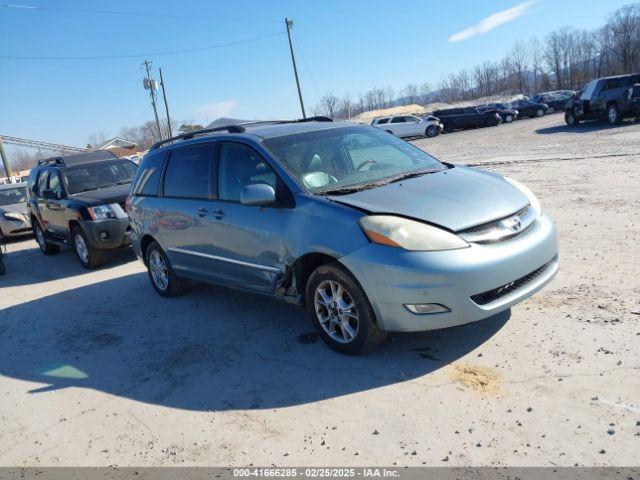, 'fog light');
404,303,450,315
100,231,109,240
